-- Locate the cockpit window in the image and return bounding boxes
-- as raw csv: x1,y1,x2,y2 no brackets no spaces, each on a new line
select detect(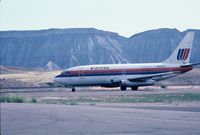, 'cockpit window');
61,71,70,75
